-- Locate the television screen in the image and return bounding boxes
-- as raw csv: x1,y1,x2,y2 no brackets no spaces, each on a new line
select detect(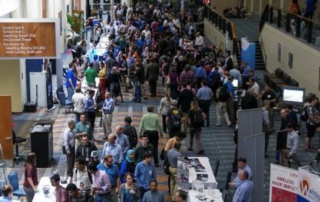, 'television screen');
232,79,239,87
283,88,304,104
